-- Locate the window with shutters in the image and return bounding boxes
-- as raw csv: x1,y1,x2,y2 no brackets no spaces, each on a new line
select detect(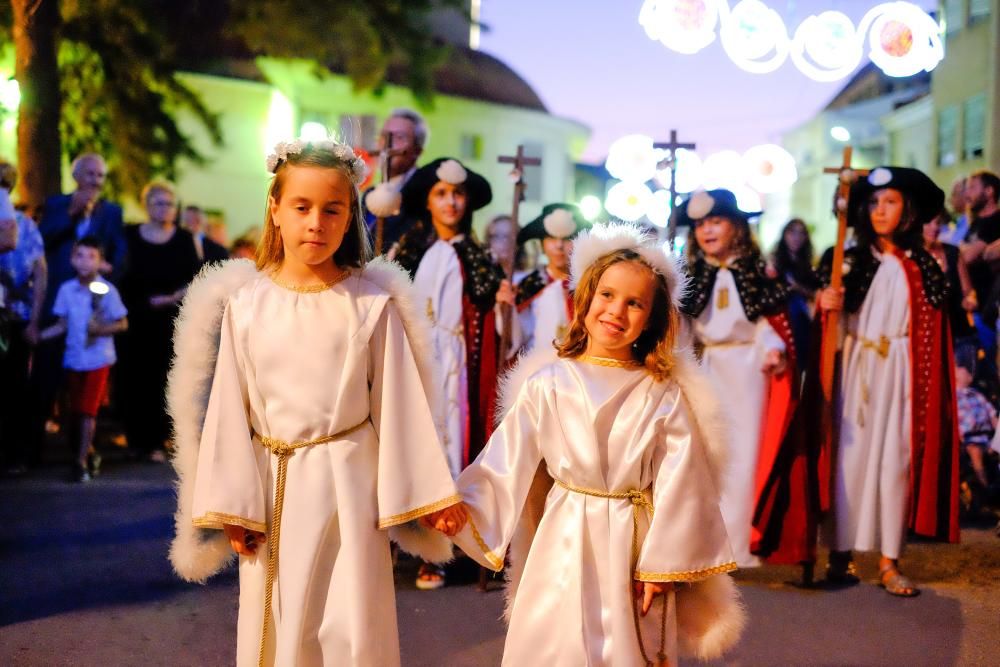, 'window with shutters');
969,0,990,24
937,105,959,167
460,134,483,160
944,0,964,33
963,94,986,160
